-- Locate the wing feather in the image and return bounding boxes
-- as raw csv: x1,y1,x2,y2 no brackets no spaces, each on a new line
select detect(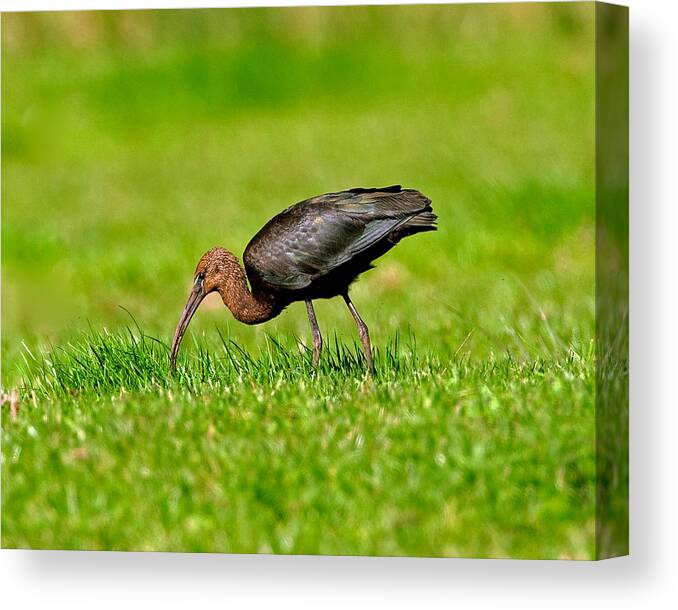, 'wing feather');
244,186,433,290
